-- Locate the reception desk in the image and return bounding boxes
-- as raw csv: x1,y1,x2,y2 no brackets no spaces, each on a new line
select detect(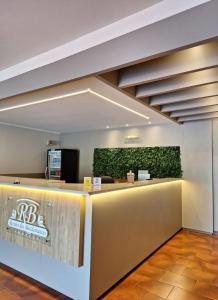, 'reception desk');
0,176,182,300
